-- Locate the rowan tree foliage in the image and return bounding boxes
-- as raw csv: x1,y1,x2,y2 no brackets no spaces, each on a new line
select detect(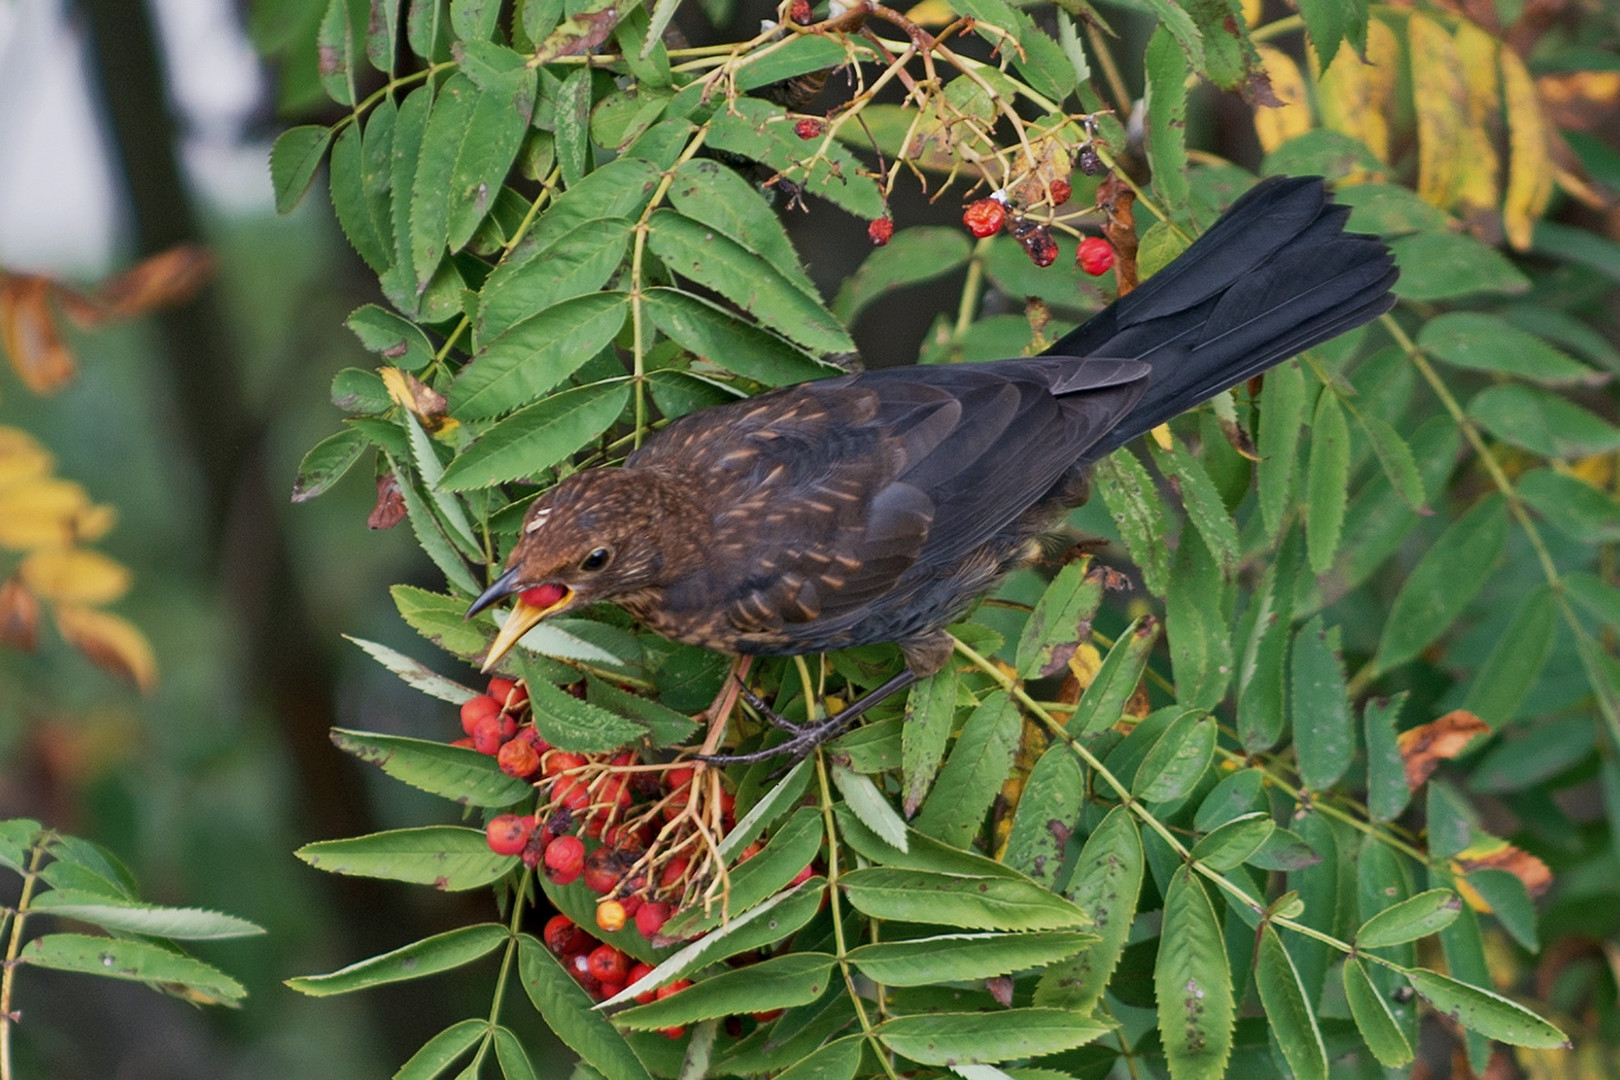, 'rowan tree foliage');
7,0,1617,1075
